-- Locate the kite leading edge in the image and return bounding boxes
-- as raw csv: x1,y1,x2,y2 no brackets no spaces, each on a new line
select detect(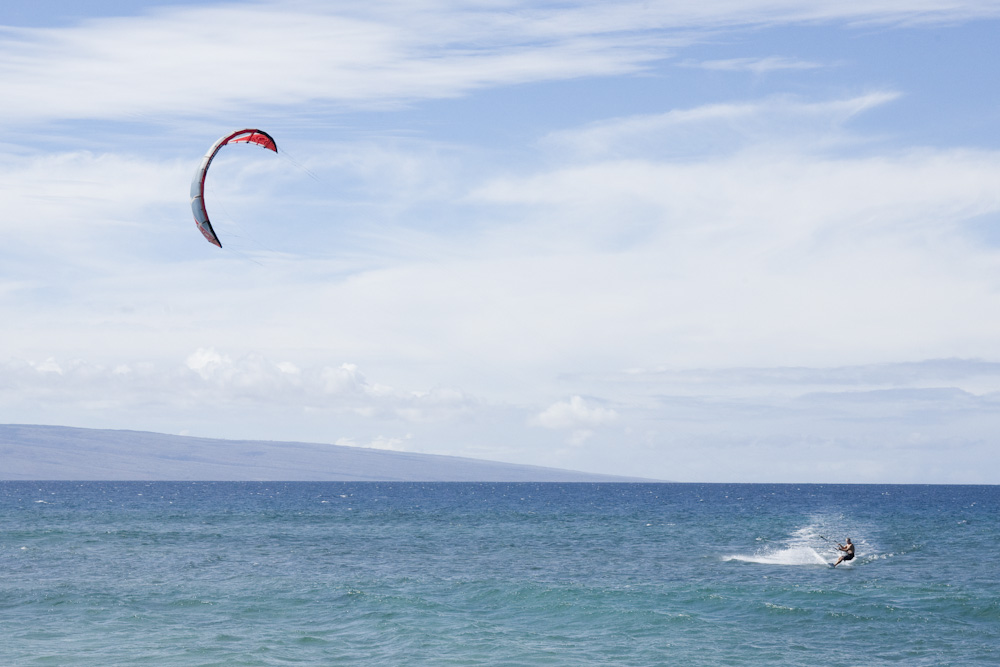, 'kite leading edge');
190,129,278,248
